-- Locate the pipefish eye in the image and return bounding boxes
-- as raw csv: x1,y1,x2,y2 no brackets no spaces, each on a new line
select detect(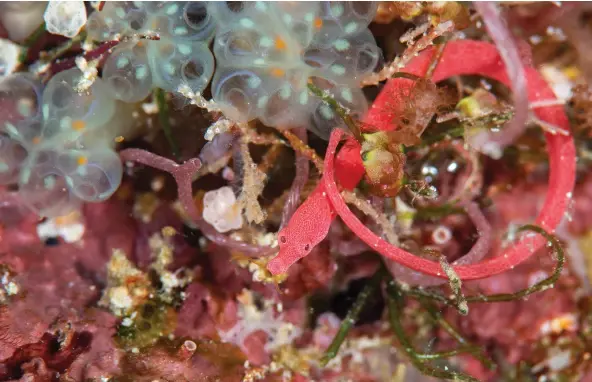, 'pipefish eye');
304,244,310,251
280,235,287,244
